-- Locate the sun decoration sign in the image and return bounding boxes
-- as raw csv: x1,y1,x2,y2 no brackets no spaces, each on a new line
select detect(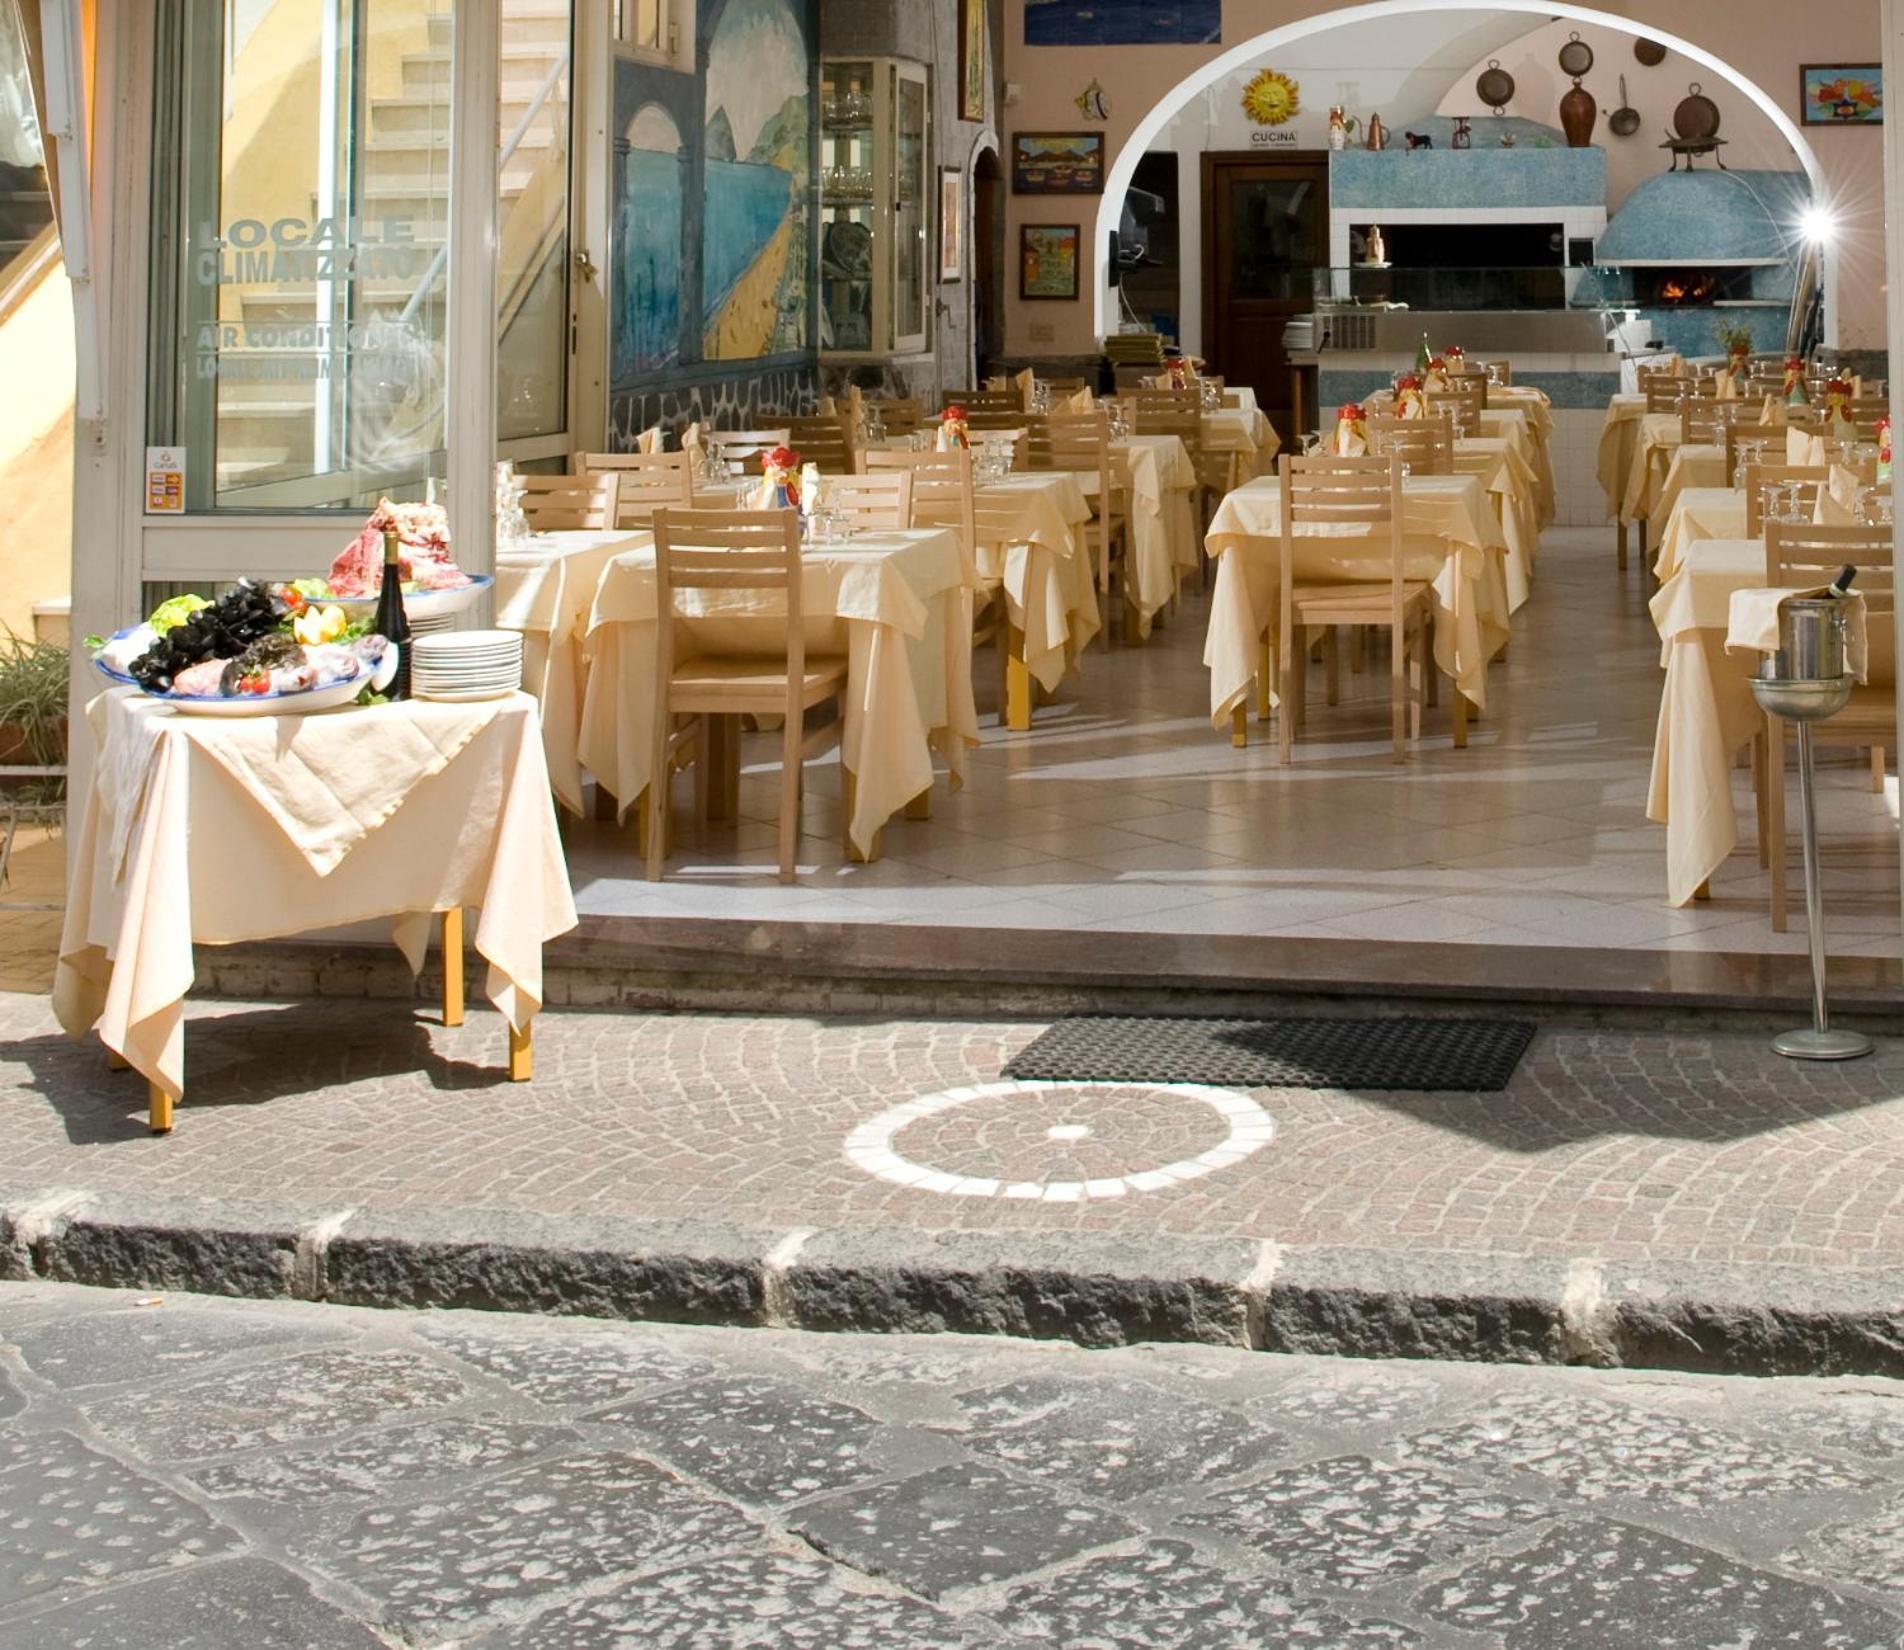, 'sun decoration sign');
1243,68,1300,127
